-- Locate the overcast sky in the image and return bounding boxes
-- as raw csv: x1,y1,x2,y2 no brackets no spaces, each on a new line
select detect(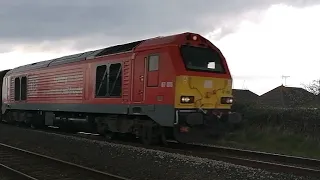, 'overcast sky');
1,0,320,95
